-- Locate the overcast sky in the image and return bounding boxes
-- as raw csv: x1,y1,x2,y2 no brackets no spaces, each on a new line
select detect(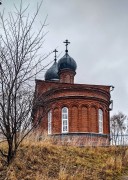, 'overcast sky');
1,0,128,116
